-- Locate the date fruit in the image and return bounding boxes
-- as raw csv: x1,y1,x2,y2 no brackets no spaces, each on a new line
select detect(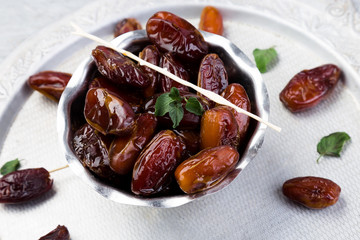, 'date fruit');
200,106,240,149
139,45,161,98
175,145,239,194
84,88,135,136
282,176,341,209
92,46,150,88
28,71,71,102
220,83,251,142
109,113,157,175
279,64,341,112
73,123,115,179
199,6,224,35
39,225,70,240
159,53,190,92
114,18,142,37
198,53,228,106
174,130,200,157
146,11,208,62
0,168,53,204
131,130,185,196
